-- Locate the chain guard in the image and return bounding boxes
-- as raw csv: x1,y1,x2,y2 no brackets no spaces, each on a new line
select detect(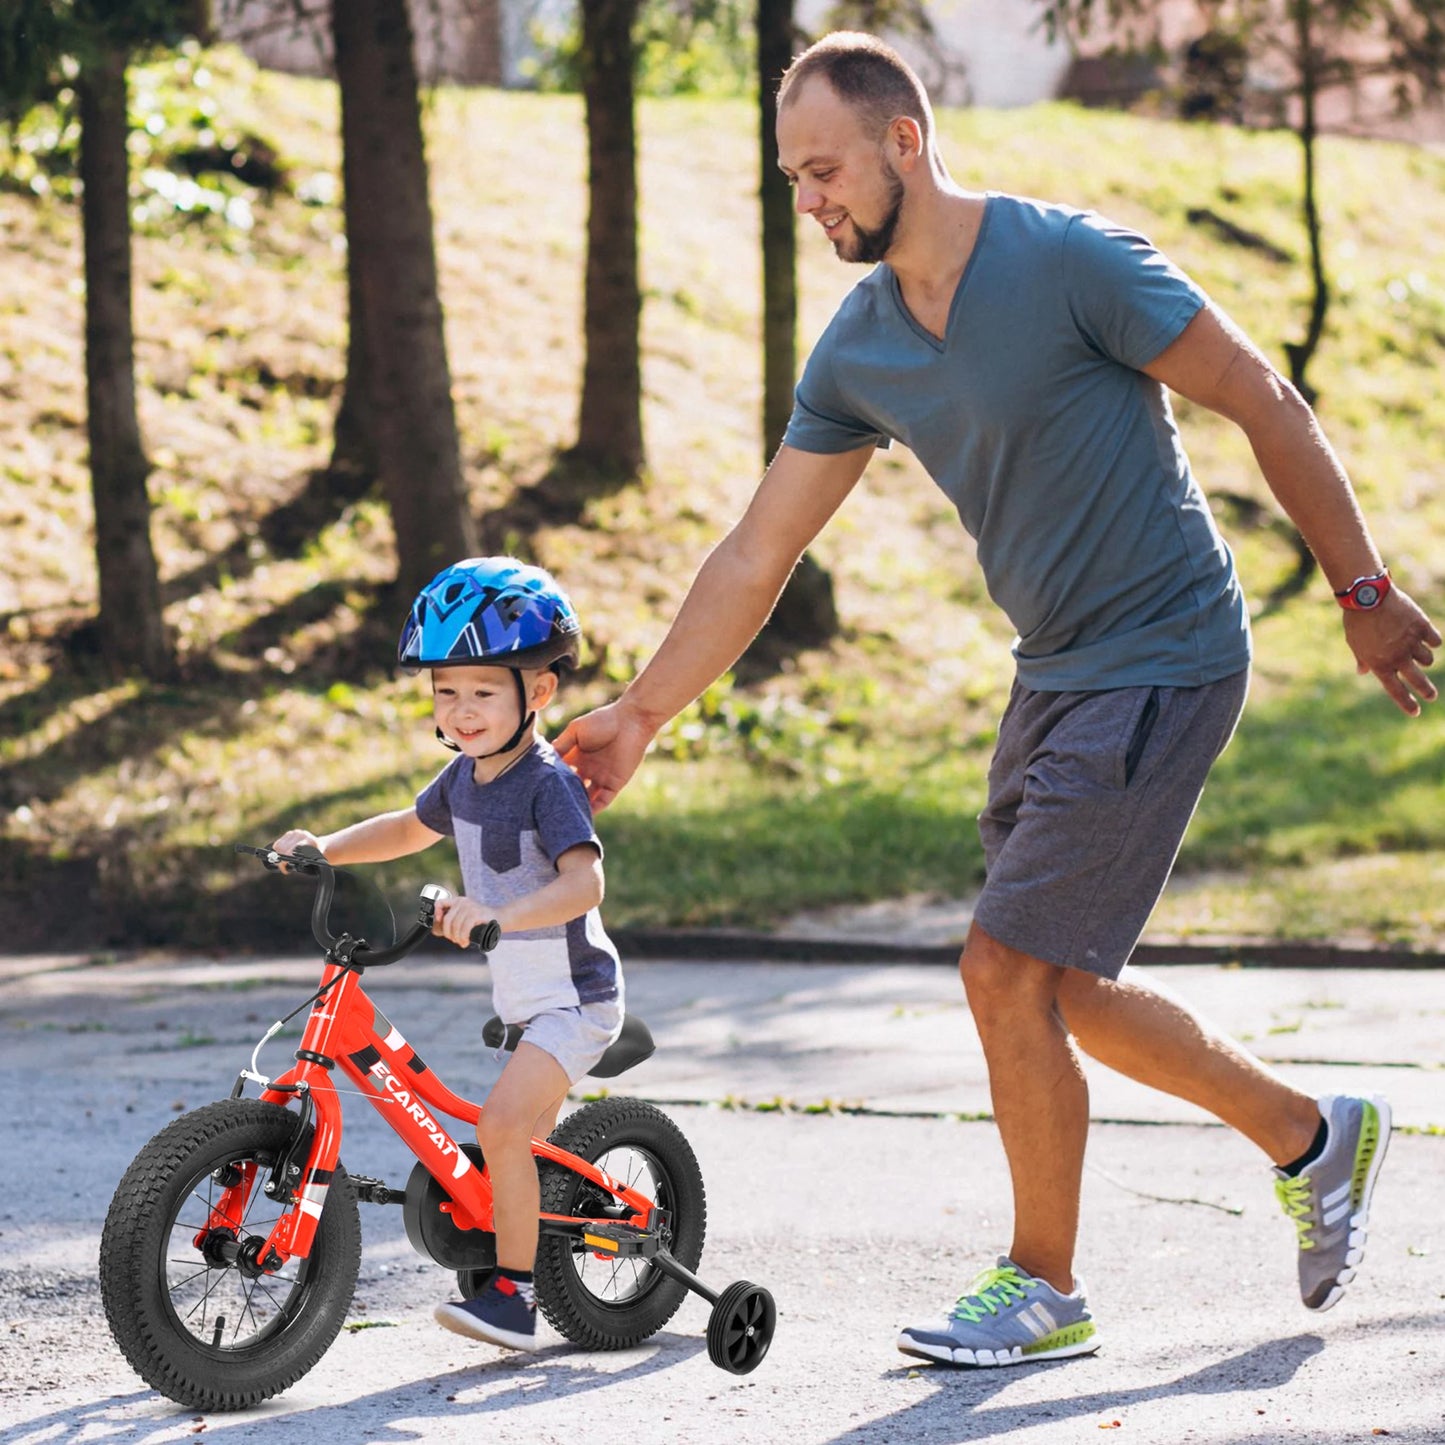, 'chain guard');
401,1144,497,1271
